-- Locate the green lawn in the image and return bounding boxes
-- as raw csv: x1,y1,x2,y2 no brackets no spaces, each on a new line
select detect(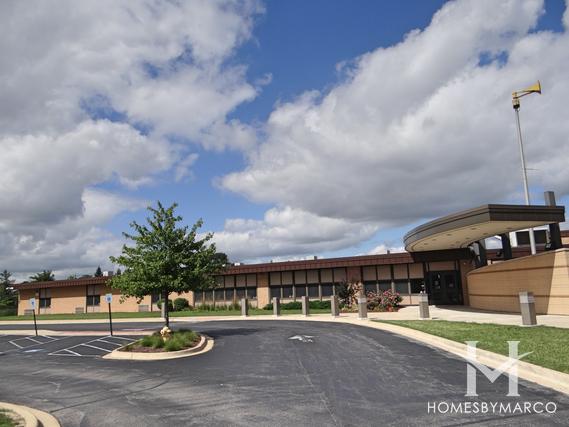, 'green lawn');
378,320,569,374
0,410,15,427
0,308,332,321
